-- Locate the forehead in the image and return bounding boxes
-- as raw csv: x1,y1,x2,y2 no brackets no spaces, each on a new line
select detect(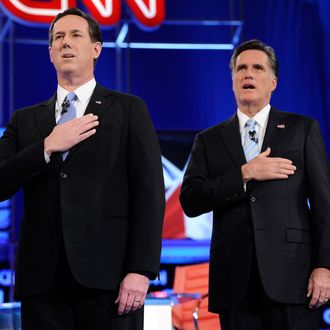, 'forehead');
235,49,269,66
52,15,89,33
